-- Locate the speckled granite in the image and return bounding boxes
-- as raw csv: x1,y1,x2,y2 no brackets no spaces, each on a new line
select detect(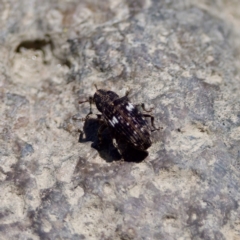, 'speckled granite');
0,0,240,239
